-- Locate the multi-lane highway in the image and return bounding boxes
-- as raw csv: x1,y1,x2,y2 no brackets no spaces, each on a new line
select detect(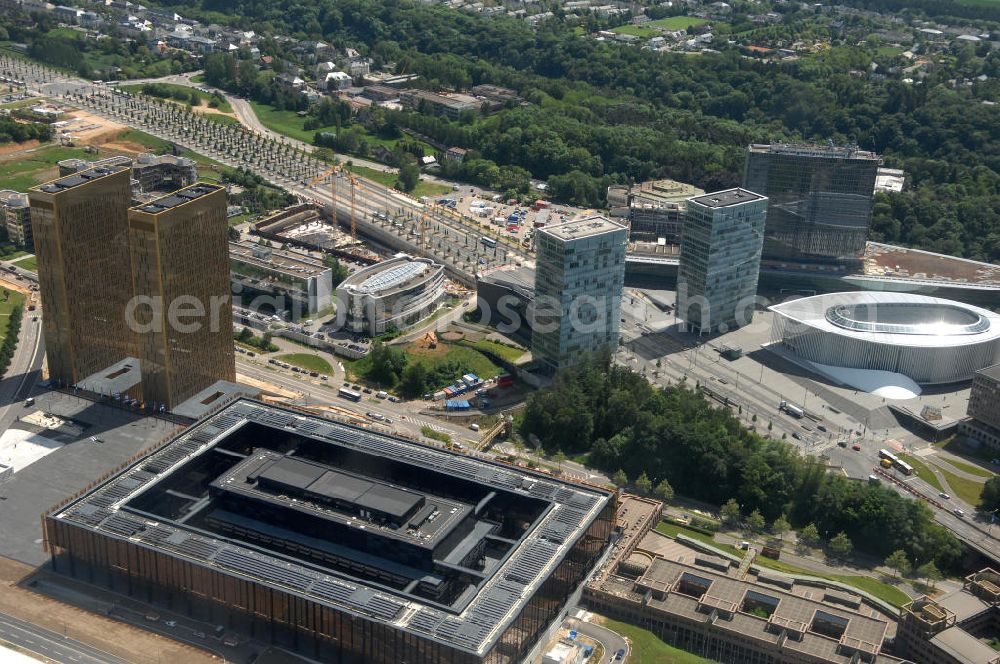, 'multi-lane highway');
0,610,133,664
